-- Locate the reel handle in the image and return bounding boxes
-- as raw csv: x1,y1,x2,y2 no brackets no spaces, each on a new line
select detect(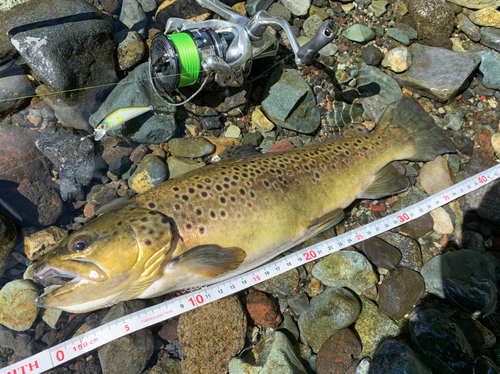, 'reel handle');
296,21,338,65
